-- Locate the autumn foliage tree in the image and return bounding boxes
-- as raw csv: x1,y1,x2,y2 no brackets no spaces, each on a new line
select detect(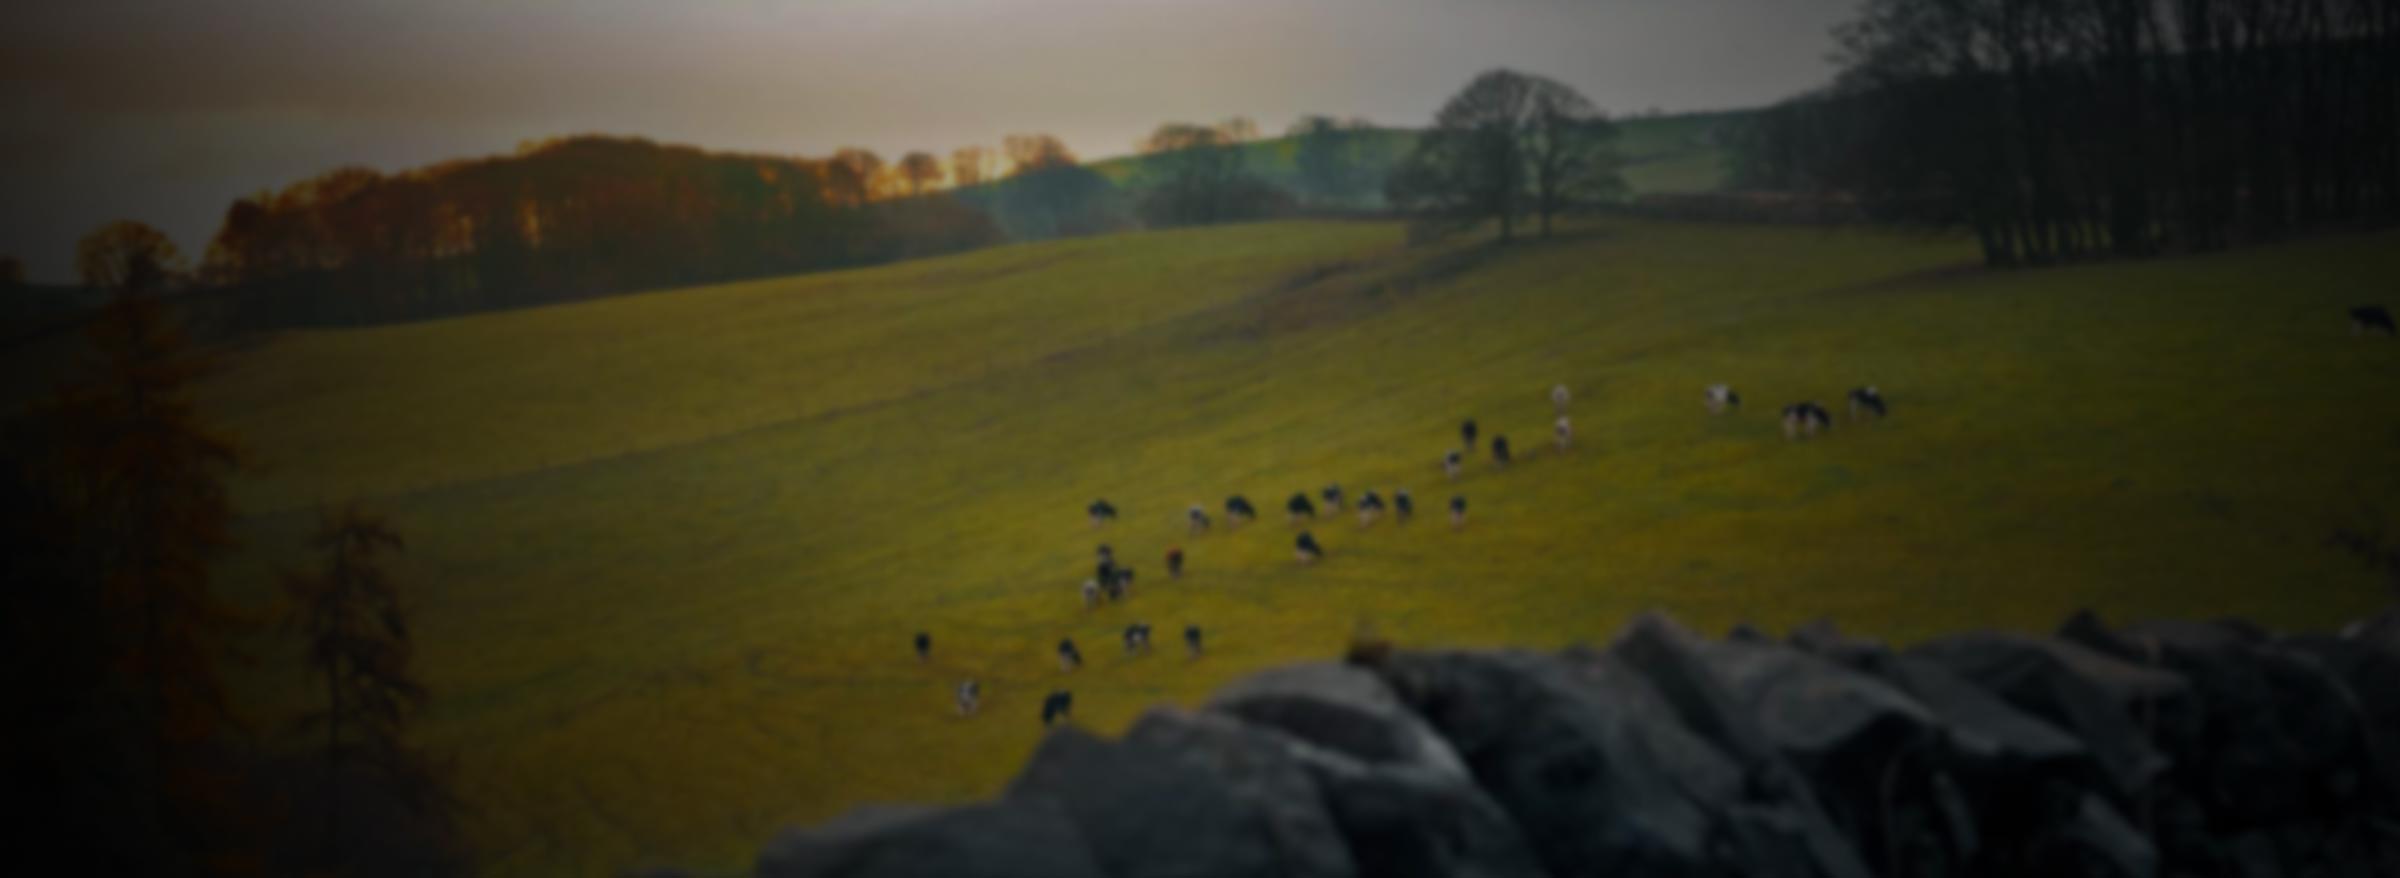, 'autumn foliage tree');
76,220,187,293
897,151,945,195
22,219,253,872
950,146,995,187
